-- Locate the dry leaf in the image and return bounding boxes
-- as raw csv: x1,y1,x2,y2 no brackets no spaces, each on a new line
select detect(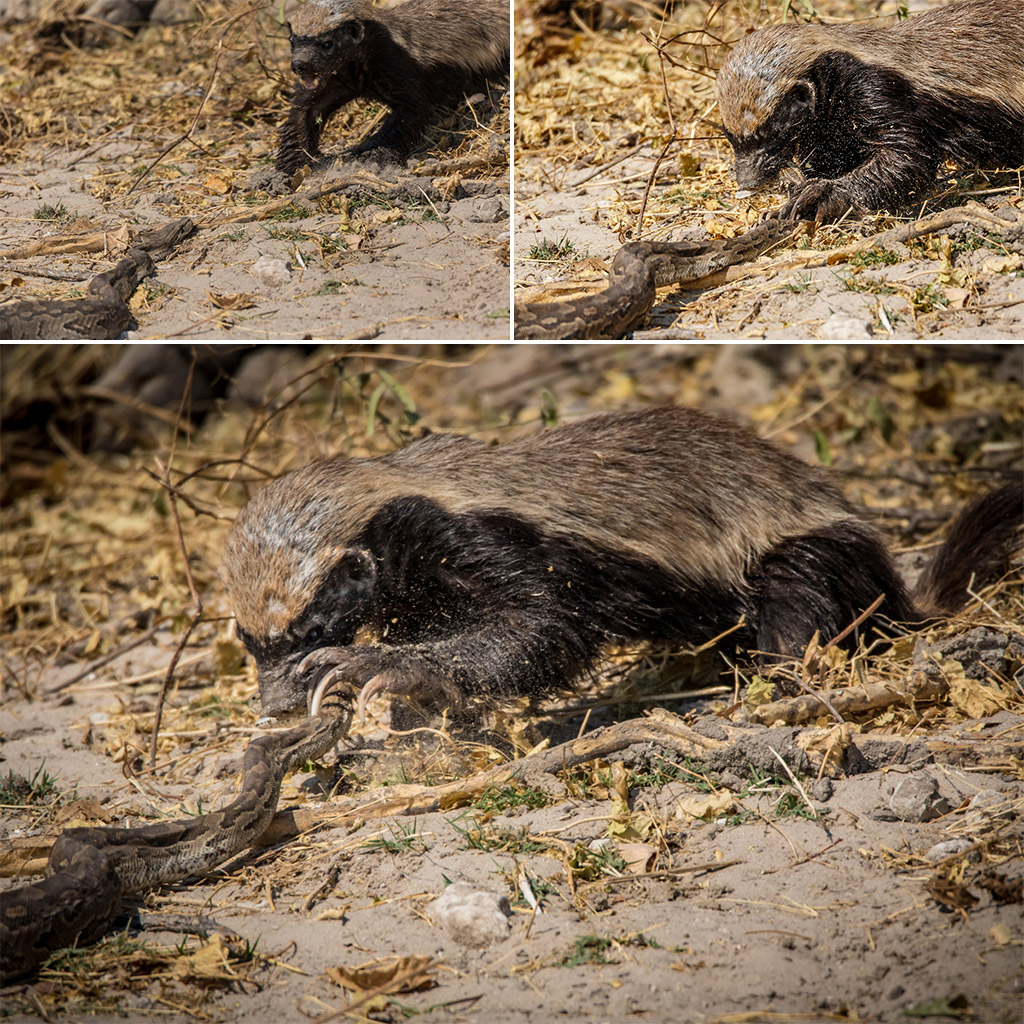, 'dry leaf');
108,223,133,256
676,790,736,821
327,955,436,995
744,675,775,711
173,934,236,980
982,253,1023,274
203,175,232,195
804,722,856,777
206,289,259,310
0,839,53,877
55,798,110,826
433,173,462,200
947,672,1007,718
617,842,656,874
